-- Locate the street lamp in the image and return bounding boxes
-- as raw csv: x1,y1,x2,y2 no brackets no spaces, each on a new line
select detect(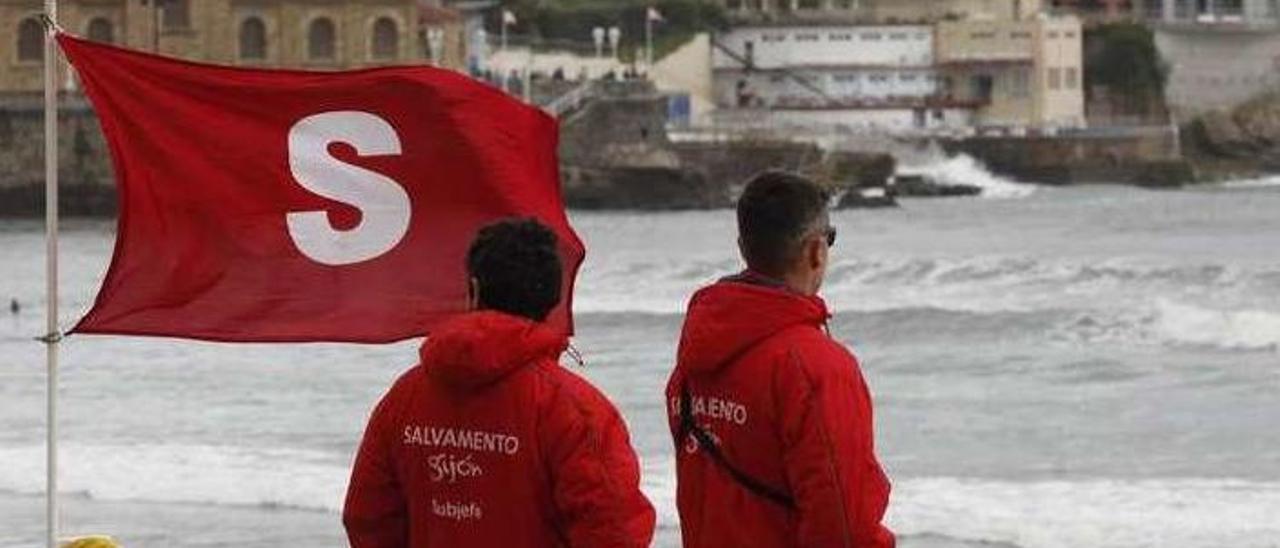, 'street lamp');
607,26,621,59
592,27,606,58
426,27,445,65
